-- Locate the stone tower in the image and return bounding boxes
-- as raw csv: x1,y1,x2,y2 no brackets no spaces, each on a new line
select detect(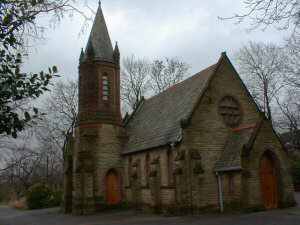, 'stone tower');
72,2,124,215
